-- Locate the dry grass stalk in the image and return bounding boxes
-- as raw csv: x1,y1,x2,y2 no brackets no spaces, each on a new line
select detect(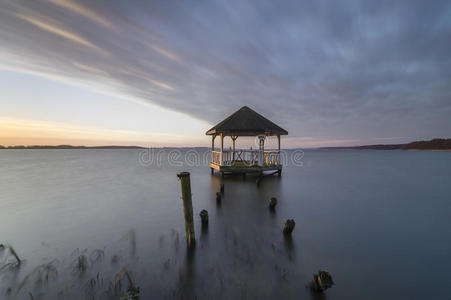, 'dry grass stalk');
71,255,88,275
115,266,134,288
15,260,59,295
1,244,21,265
90,249,104,265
